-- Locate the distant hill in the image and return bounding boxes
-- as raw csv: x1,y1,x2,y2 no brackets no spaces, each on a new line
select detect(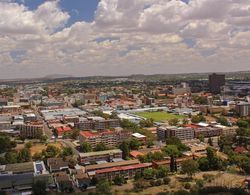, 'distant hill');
43,74,73,79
